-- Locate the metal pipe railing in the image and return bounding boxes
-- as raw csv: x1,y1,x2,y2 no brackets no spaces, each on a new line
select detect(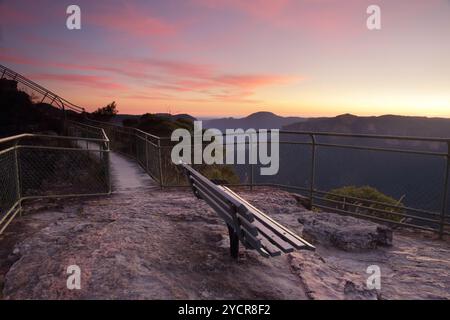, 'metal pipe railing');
0,123,111,235
0,64,85,113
